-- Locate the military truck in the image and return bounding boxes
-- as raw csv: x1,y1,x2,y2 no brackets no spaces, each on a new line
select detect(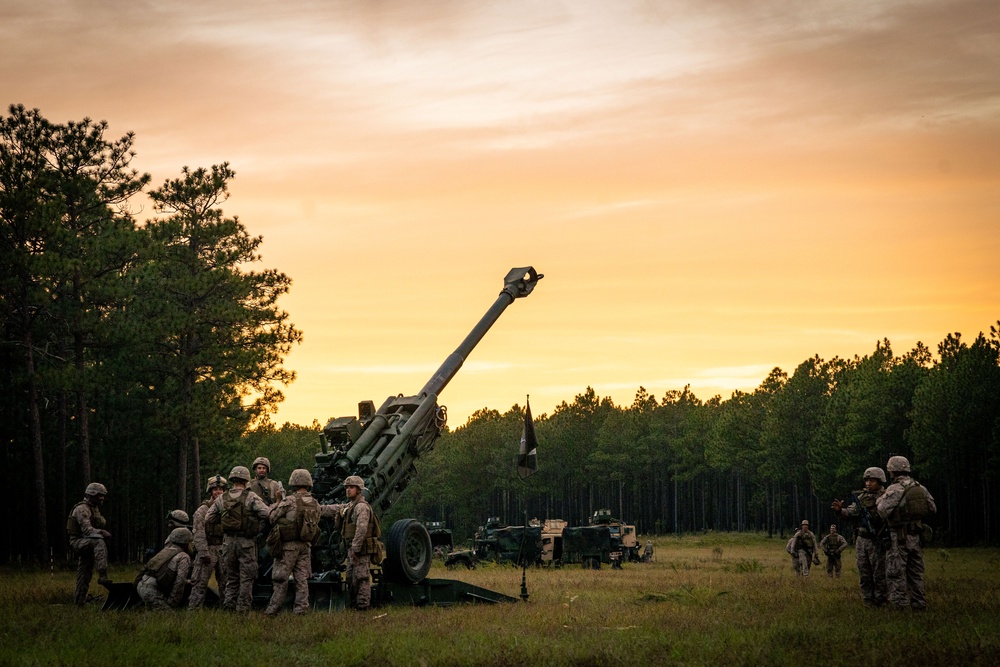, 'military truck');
426,521,454,556
590,509,640,563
